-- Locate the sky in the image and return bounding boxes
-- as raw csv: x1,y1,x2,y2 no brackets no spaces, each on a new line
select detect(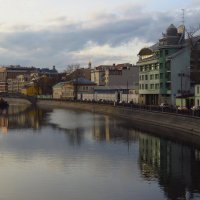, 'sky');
0,0,199,71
